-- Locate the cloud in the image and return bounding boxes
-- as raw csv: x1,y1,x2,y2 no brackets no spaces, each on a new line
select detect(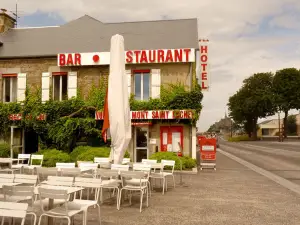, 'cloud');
2,0,300,131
